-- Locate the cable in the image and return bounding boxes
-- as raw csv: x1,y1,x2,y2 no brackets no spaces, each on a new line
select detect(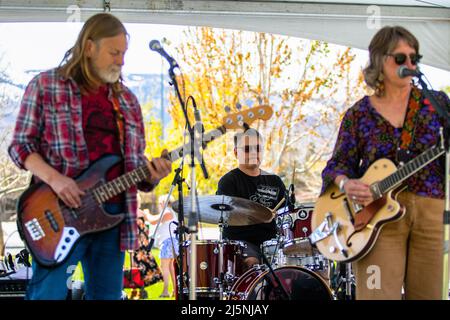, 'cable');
0,230,18,257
